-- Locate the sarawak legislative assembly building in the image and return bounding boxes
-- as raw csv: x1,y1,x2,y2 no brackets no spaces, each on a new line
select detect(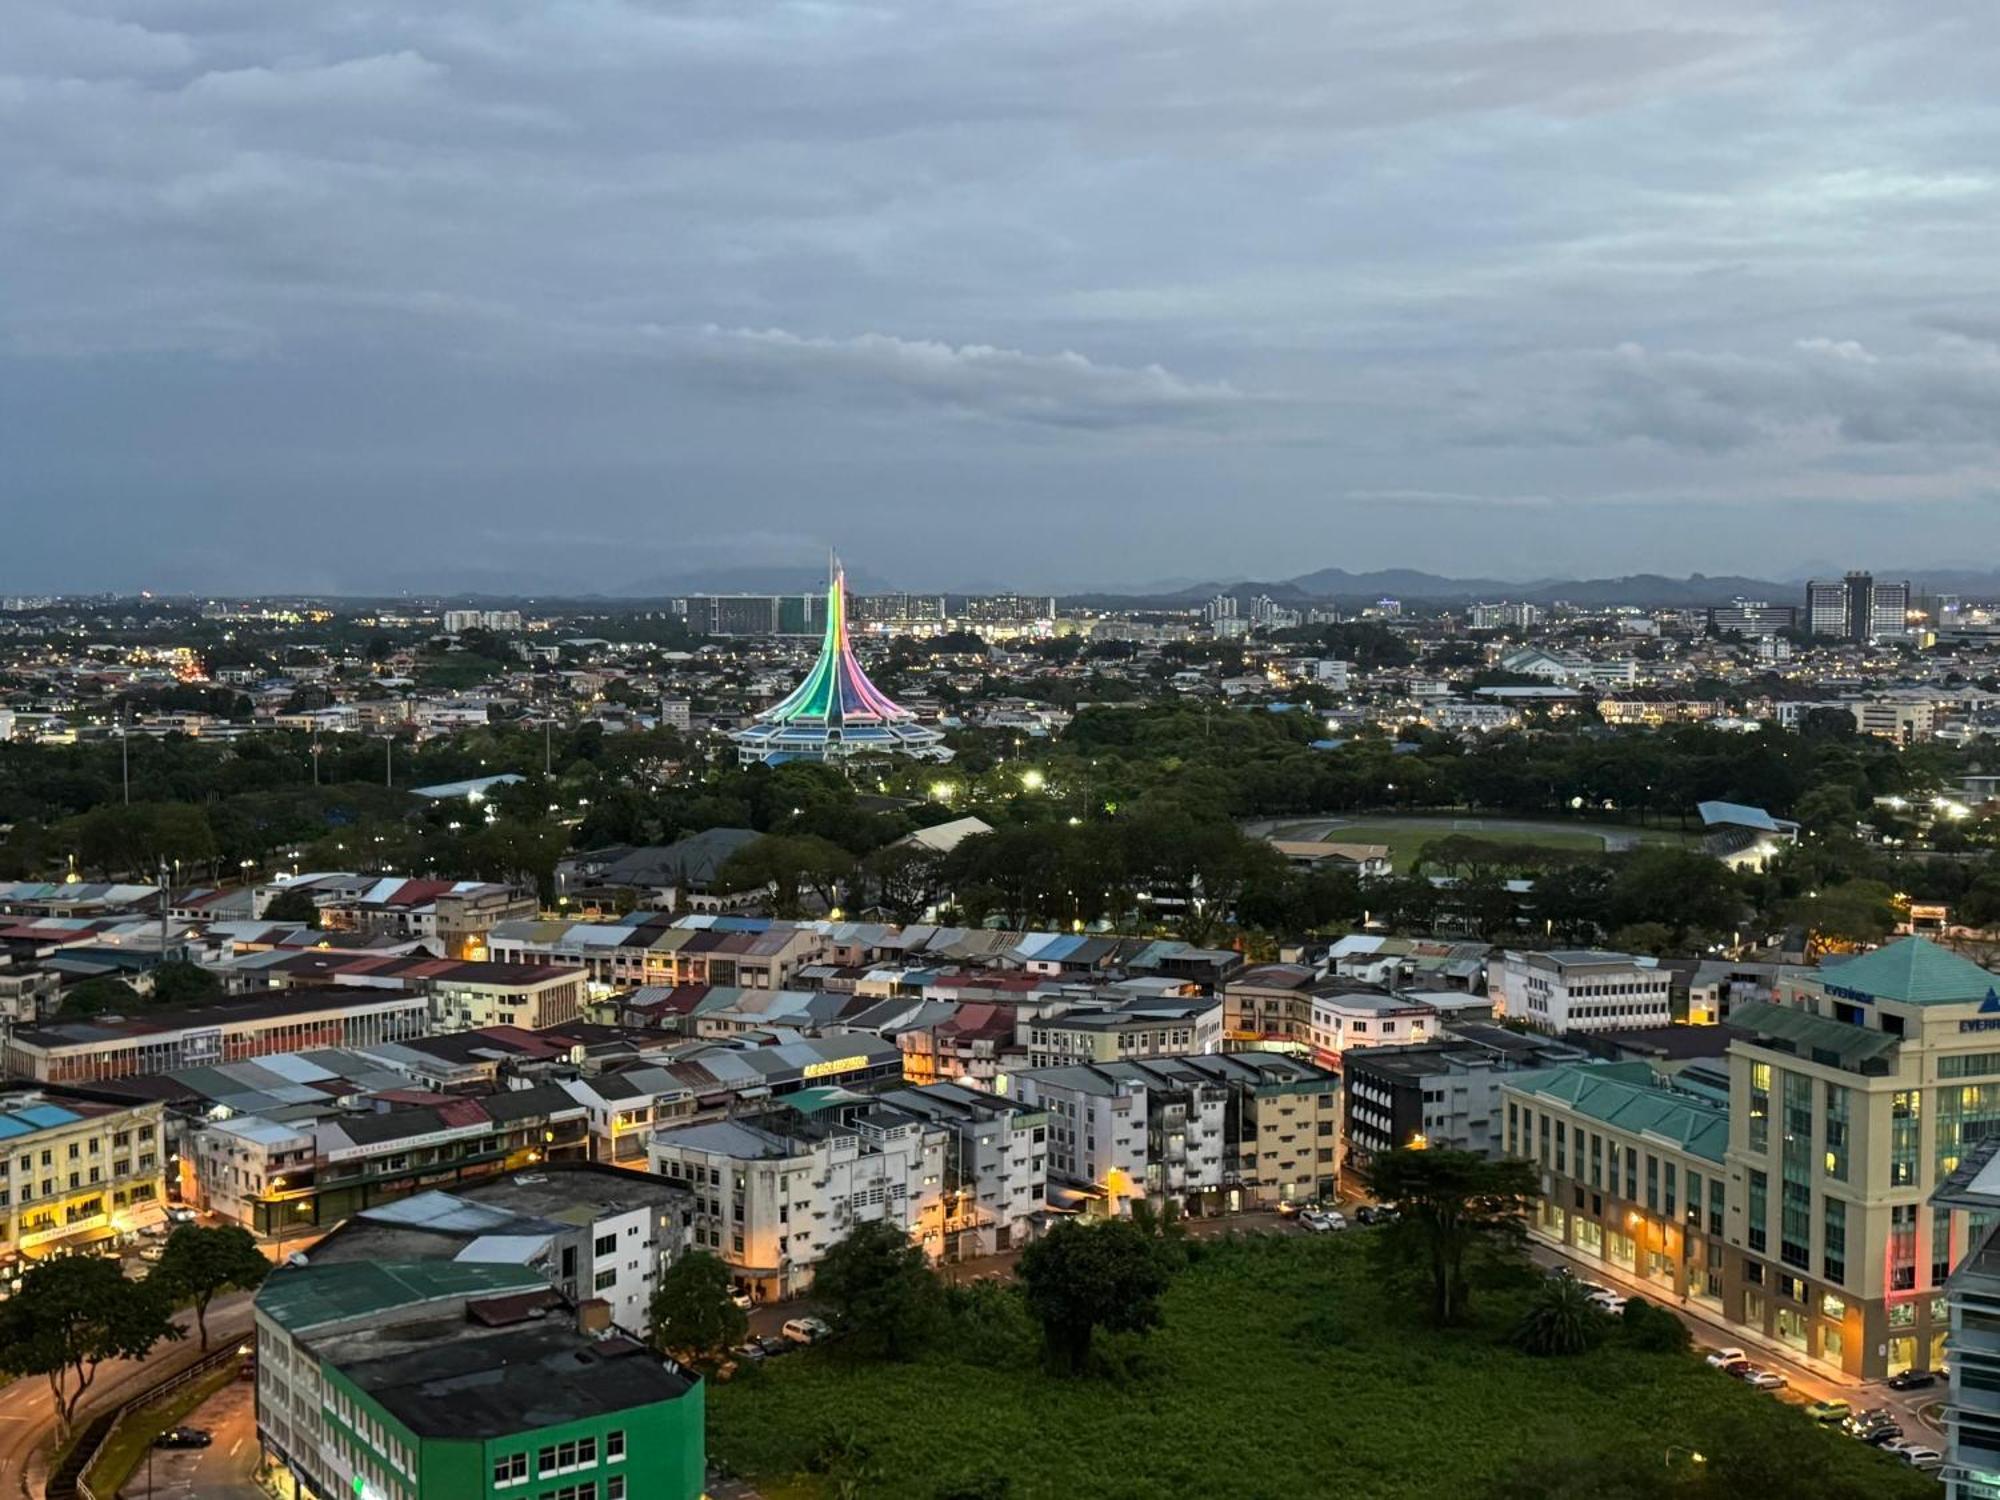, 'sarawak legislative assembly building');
730,562,950,768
